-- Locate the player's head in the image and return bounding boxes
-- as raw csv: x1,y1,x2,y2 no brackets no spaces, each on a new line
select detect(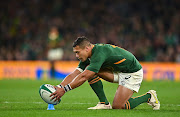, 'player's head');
73,36,91,48
73,36,92,61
